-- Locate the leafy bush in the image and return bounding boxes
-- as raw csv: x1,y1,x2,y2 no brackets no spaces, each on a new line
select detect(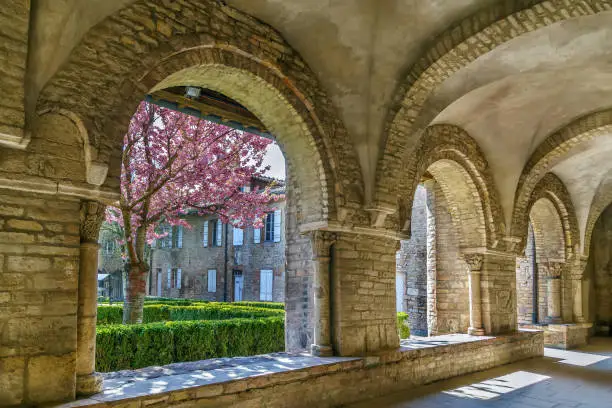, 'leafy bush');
396,312,410,339
97,304,284,325
235,301,285,310
96,317,284,372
